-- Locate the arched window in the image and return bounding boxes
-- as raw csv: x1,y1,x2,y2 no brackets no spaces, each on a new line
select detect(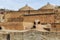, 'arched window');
31,25,36,29
38,21,40,24
33,25,36,28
